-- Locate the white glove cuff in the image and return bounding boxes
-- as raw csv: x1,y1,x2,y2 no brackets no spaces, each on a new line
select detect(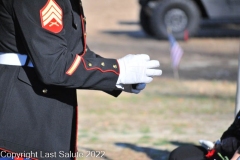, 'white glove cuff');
116,58,125,85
